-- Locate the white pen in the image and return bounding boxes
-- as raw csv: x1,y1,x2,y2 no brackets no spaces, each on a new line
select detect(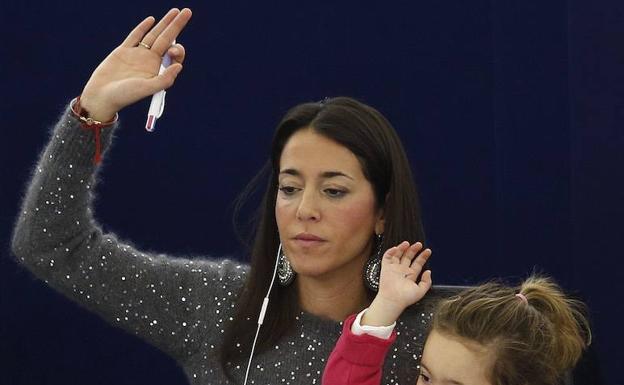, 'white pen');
145,41,175,132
